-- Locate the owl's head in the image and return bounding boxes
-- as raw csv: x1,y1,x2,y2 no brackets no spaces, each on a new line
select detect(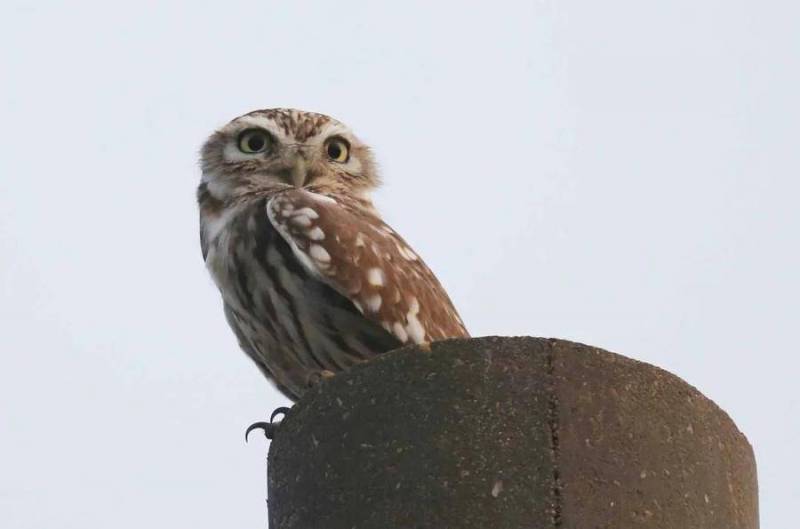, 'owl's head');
200,108,379,201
